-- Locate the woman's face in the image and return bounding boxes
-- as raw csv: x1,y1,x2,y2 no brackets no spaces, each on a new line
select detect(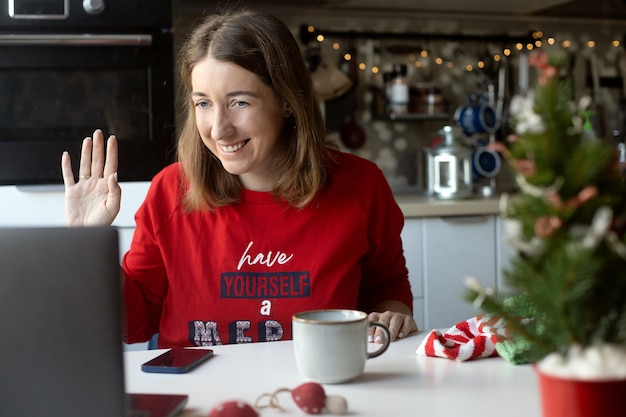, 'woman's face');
191,56,286,191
